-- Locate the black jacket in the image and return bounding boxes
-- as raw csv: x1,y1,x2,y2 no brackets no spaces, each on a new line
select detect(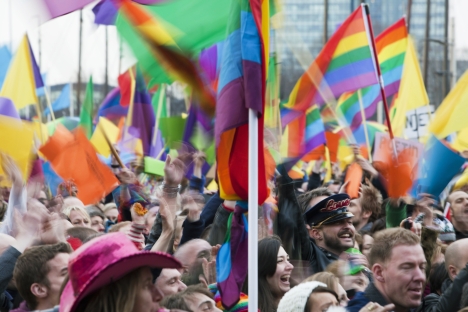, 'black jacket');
0,246,22,311
277,169,338,273
417,263,468,312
